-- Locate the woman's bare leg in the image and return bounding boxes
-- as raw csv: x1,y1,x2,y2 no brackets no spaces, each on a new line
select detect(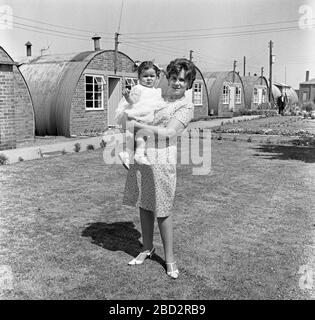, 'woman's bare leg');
157,216,176,266
139,207,155,252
